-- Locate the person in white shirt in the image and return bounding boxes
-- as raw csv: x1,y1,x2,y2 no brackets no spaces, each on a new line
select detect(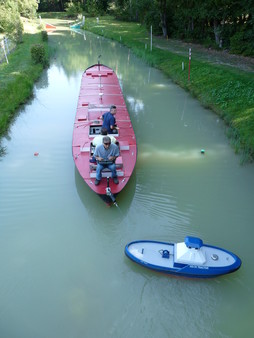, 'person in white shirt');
92,127,116,147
